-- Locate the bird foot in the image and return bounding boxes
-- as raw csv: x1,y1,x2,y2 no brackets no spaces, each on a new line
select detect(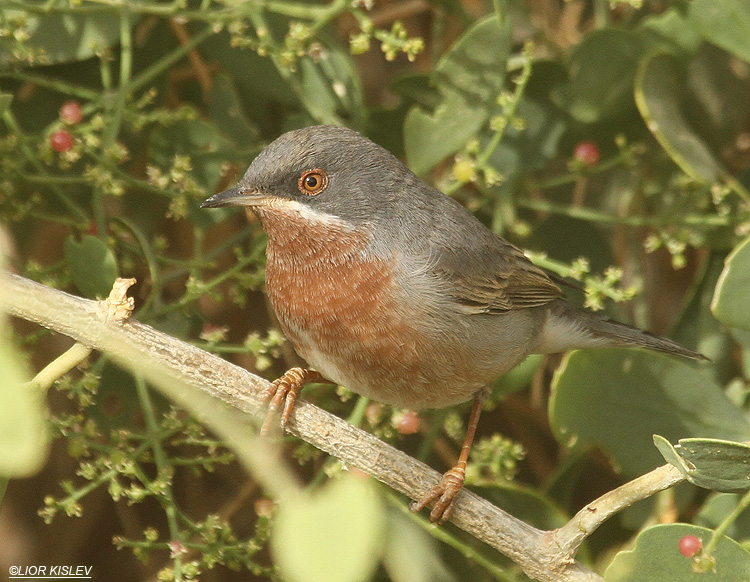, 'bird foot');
260,367,323,435
410,465,466,524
